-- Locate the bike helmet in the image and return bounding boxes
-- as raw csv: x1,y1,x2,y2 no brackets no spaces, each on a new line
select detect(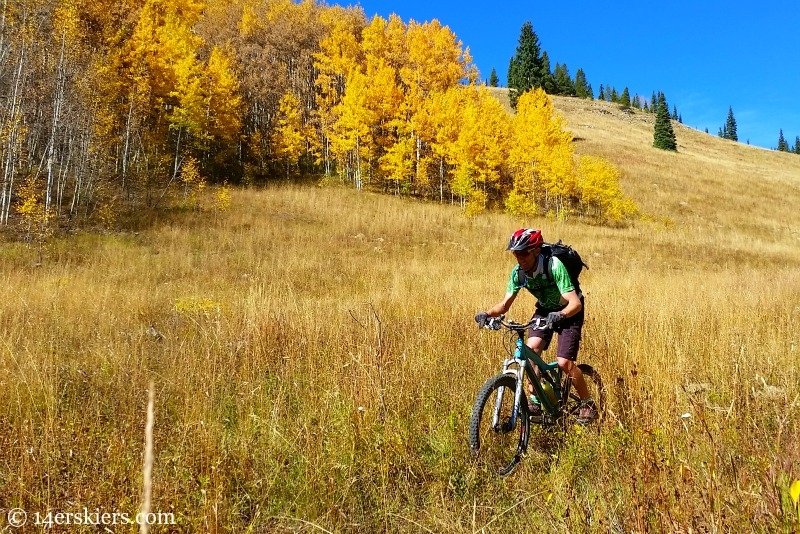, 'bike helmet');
506,228,543,251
